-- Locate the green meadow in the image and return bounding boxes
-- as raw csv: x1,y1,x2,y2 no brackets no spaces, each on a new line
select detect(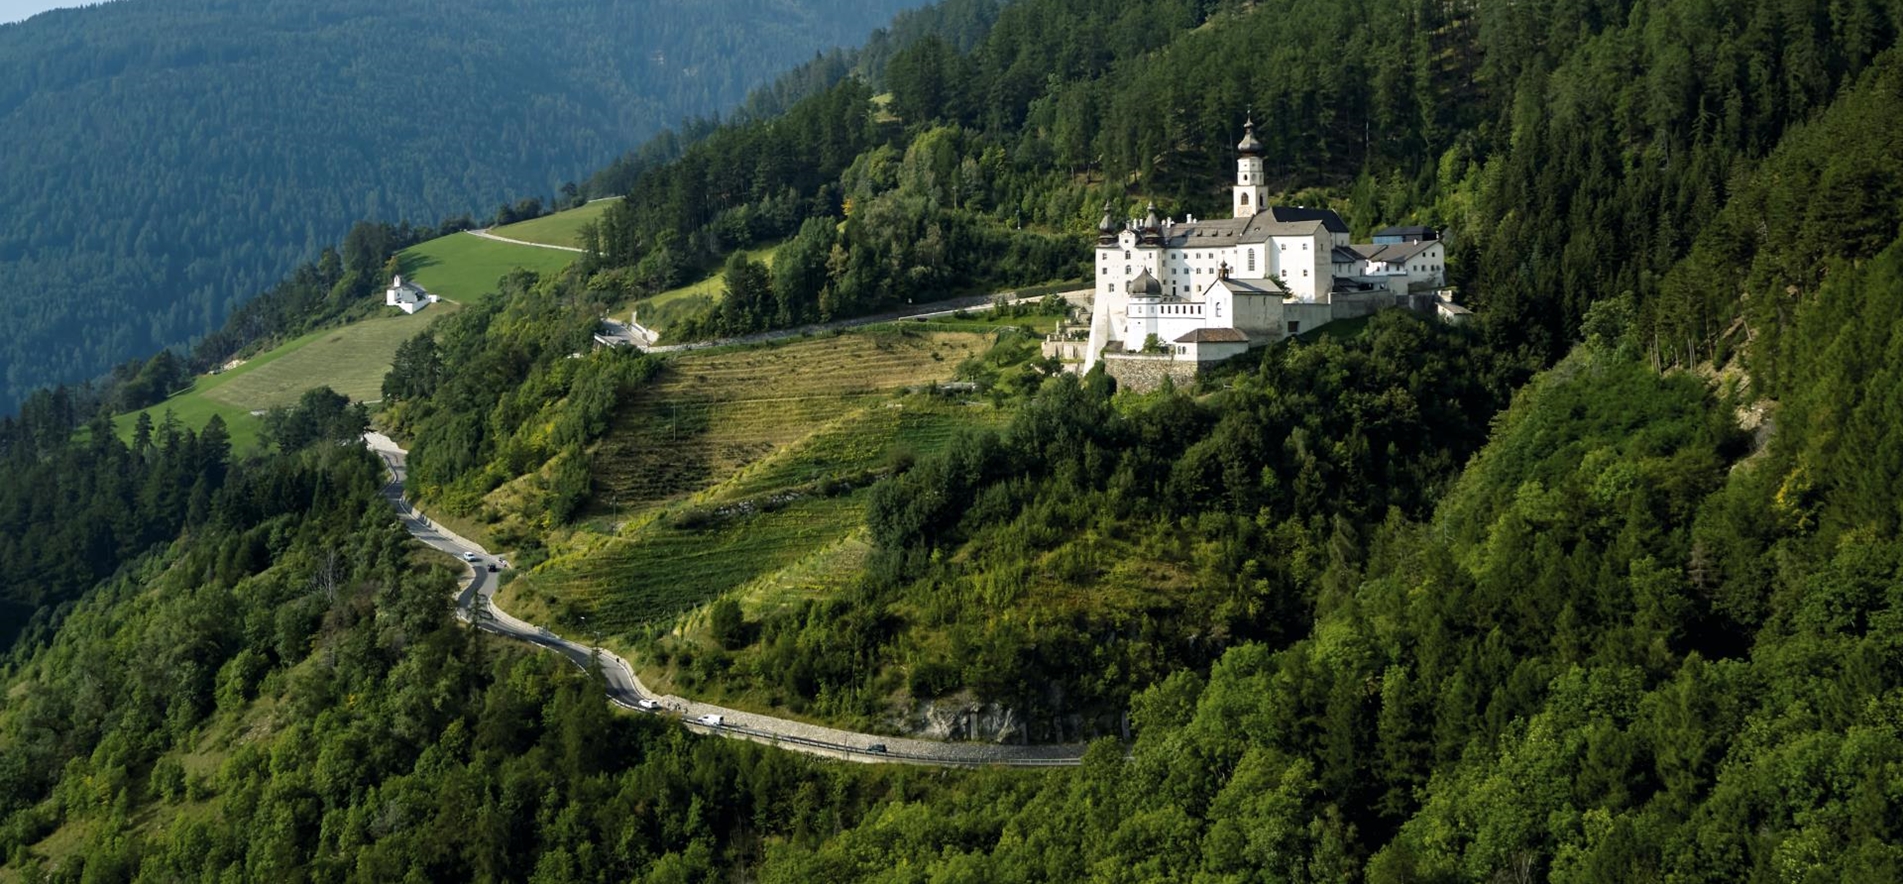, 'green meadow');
114,305,457,450
489,199,618,248
398,232,576,300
